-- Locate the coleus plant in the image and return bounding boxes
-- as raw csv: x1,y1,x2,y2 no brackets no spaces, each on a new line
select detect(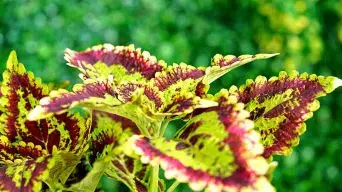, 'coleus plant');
0,44,340,192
